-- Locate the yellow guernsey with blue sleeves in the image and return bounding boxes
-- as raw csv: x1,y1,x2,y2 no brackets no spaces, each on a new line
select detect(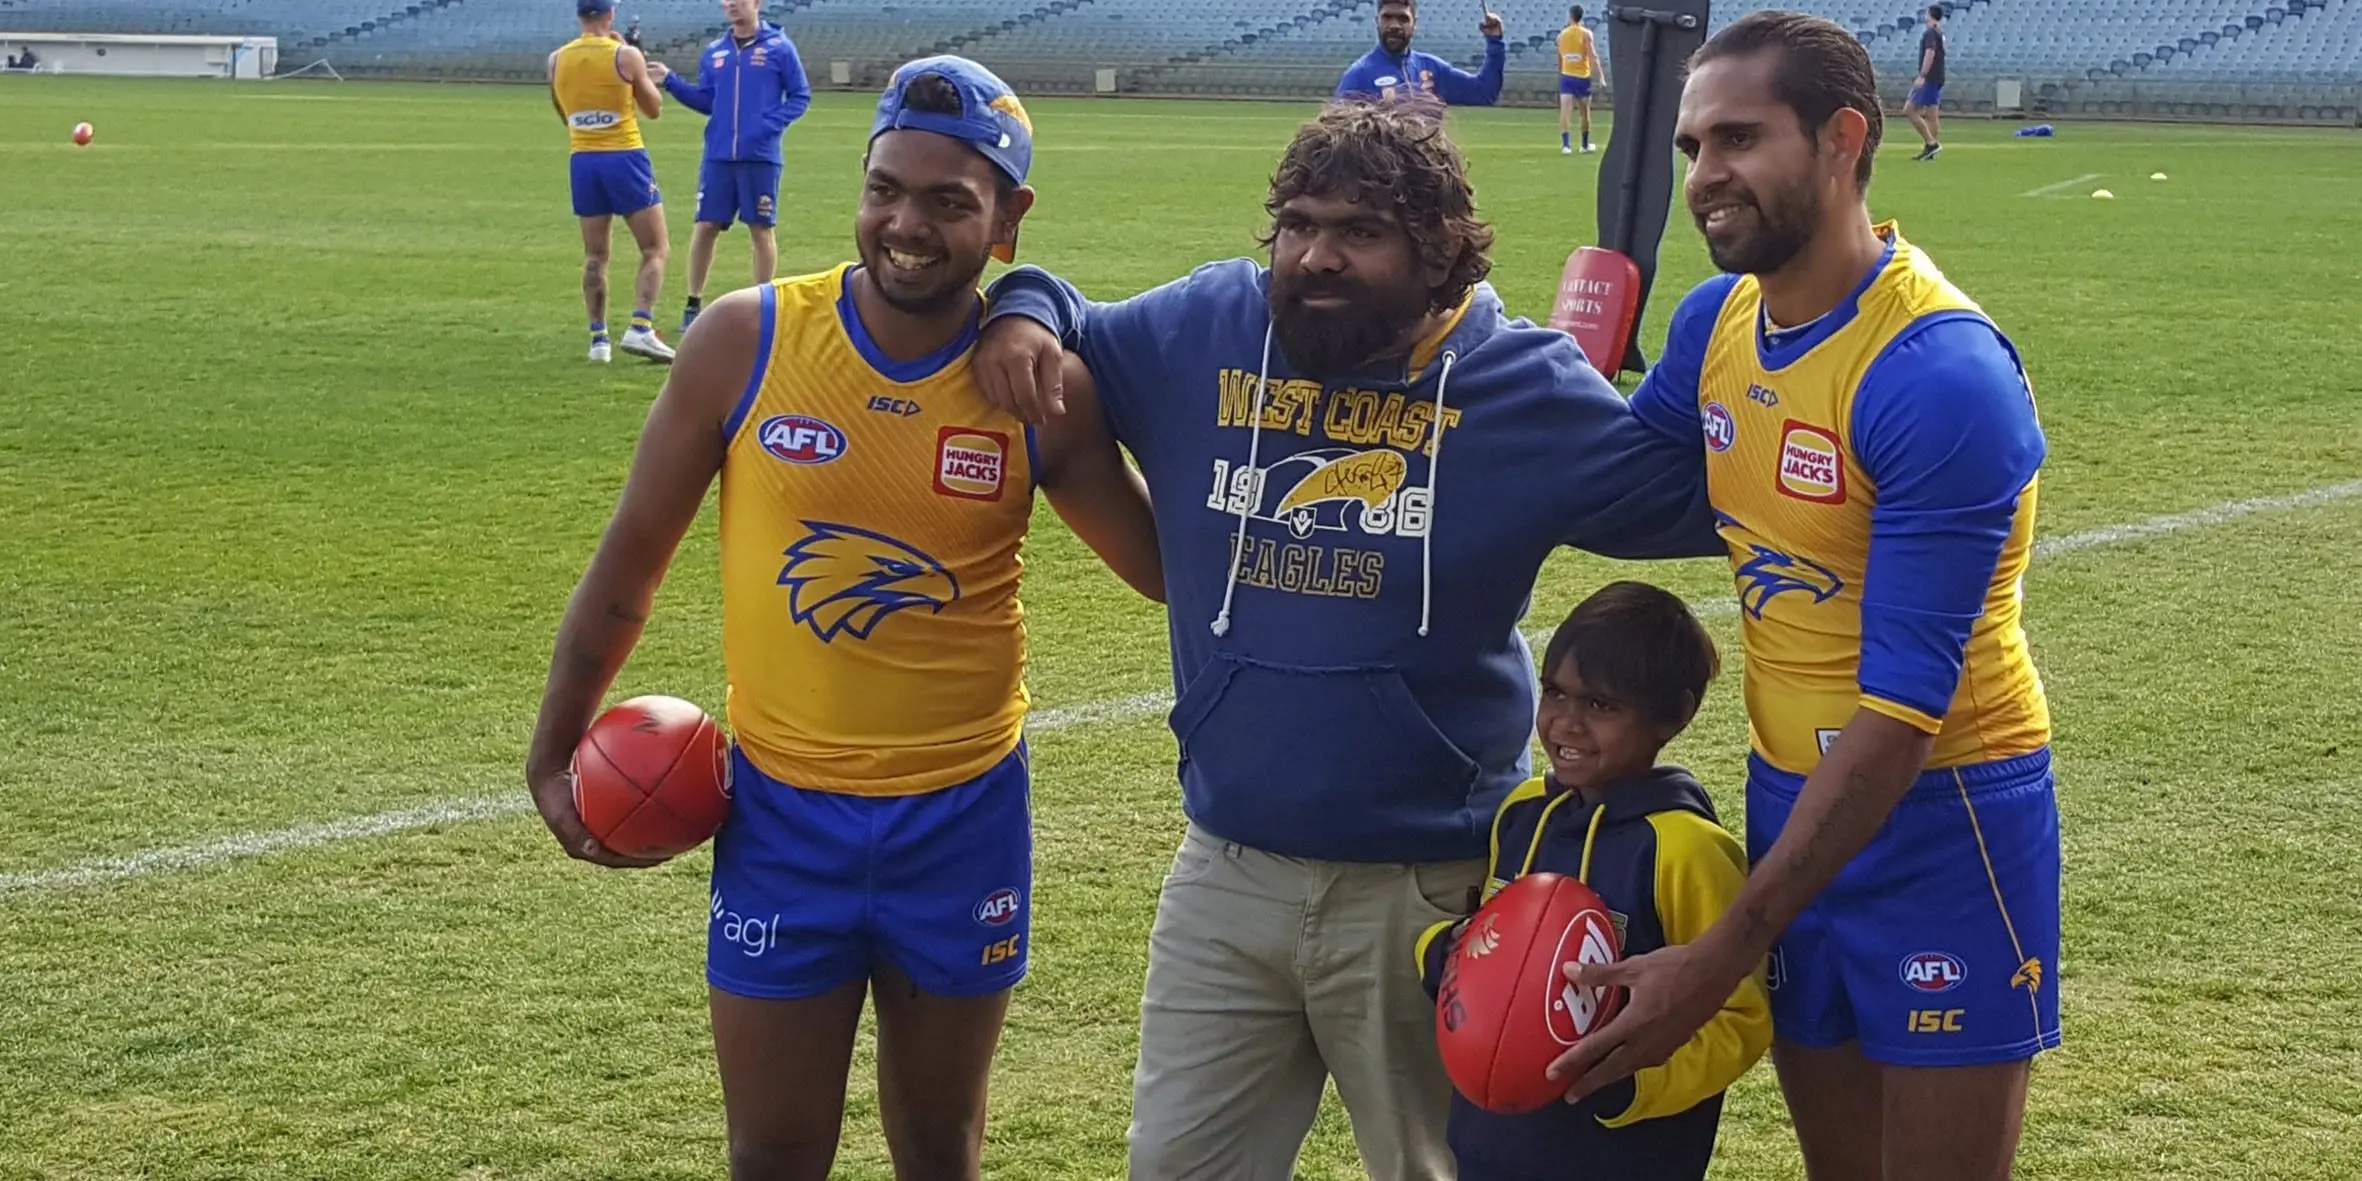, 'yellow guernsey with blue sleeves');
1557,24,1597,78
1685,224,2050,774
718,263,1035,796
552,34,645,153
1416,768,1770,1178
